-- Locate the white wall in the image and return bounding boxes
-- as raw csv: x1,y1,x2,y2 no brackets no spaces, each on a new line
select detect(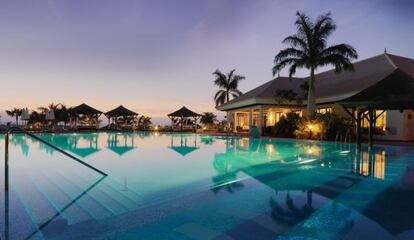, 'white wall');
403,110,414,141
374,110,404,141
